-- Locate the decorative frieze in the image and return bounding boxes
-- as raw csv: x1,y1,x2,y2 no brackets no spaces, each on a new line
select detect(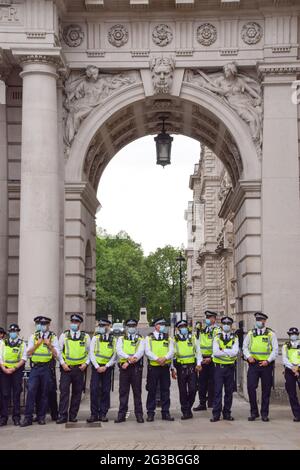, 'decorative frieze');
152,24,173,47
